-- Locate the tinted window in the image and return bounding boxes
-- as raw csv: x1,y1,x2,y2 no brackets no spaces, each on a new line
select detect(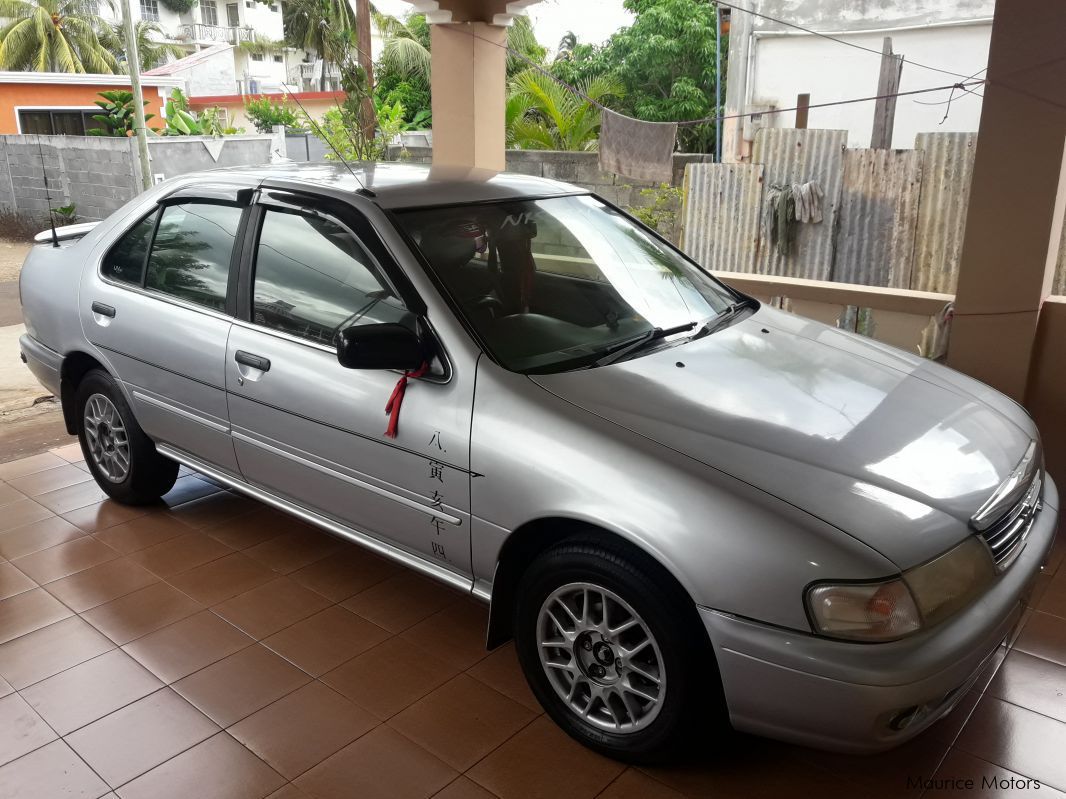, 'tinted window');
102,211,157,285
252,209,407,346
145,203,241,311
